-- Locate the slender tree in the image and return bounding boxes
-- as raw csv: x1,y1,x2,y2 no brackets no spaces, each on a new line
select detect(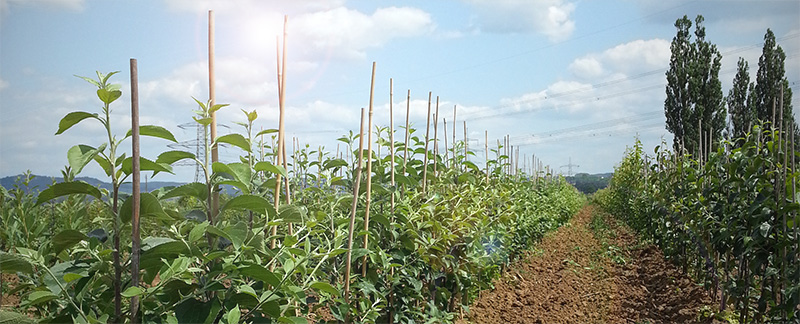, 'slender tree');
754,29,796,130
727,57,754,142
665,15,693,152
689,15,725,154
664,15,725,155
